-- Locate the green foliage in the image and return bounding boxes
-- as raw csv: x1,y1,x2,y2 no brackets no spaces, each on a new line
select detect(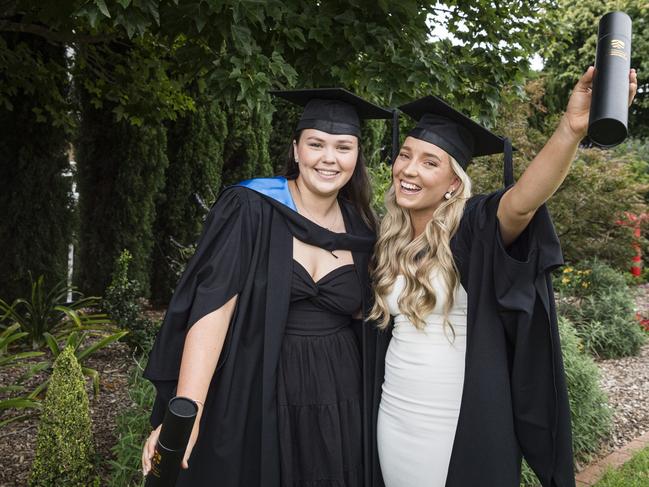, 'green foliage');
76,93,169,296
0,33,74,303
553,260,628,298
558,317,612,463
558,261,646,358
29,346,99,487
470,80,649,271
2,1,559,130
106,356,155,487
367,162,393,217
38,328,128,398
540,0,649,138
0,324,44,428
593,445,649,487
151,98,227,302
221,103,273,185
521,317,612,485
0,275,111,350
563,290,646,359
104,250,158,353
